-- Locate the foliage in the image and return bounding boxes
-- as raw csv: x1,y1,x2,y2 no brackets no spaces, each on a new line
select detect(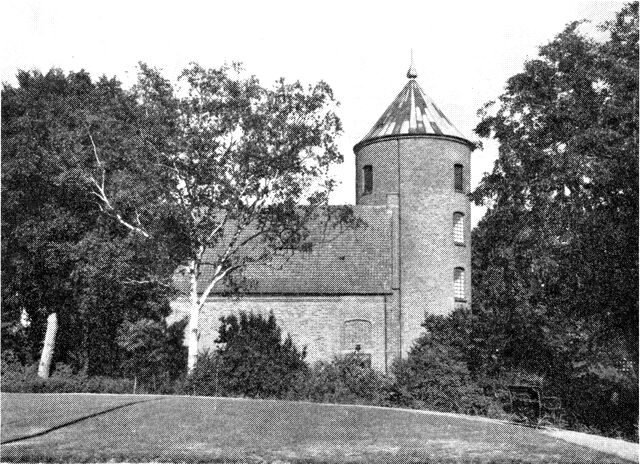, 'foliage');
186,312,307,398
471,3,638,439
1,69,178,375
292,357,391,405
117,318,187,385
182,350,224,396
1,321,33,366
2,58,351,376
1,70,96,364
1,361,134,394
473,2,638,372
216,312,307,397
13,62,351,372
559,368,638,439
392,318,499,416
